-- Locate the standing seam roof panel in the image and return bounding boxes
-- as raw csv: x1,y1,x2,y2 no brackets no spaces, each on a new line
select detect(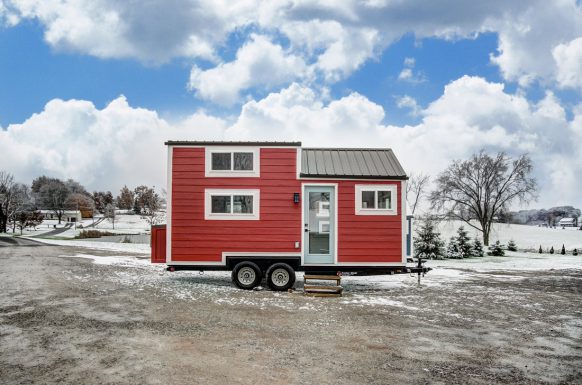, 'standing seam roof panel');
300,148,406,178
